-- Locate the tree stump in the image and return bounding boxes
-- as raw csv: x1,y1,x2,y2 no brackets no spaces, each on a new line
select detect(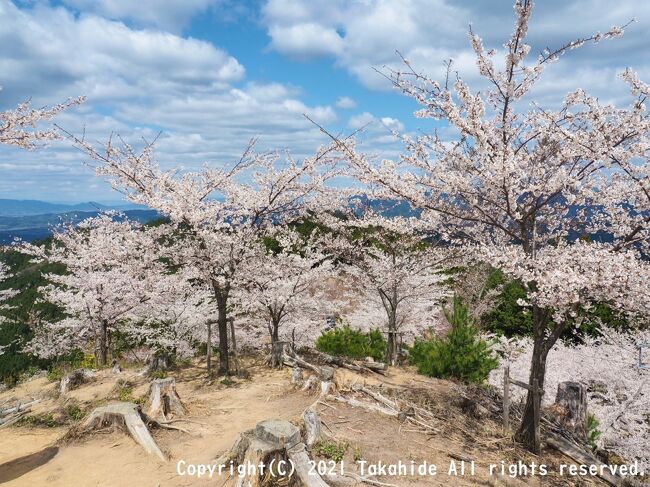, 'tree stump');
291,365,303,384
79,402,166,461
147,354,170,374
111,359,122,374
147,377,186,420
215,418,328,487
554,381,588,439
302,408,321,447
60,369,96,395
